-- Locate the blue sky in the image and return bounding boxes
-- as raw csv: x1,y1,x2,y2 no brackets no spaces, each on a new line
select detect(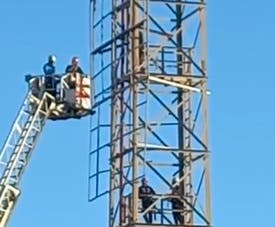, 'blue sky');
0,1,275,227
